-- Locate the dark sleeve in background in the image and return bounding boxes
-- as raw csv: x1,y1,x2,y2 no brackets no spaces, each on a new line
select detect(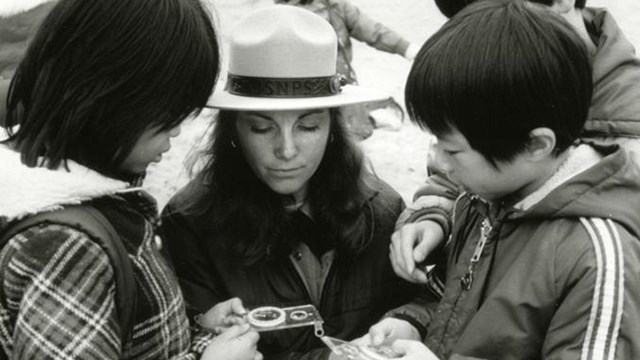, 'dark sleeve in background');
160,202,227,321
0,78,9,127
